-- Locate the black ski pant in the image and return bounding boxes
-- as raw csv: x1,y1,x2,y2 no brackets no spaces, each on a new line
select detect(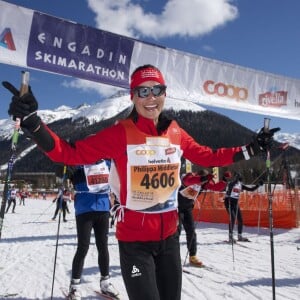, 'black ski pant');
72,211,110,280
19,197,25,205
6,198,16,213
224,197,243,236
118,232,182,300
52,201,67,220
178,207,197,256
